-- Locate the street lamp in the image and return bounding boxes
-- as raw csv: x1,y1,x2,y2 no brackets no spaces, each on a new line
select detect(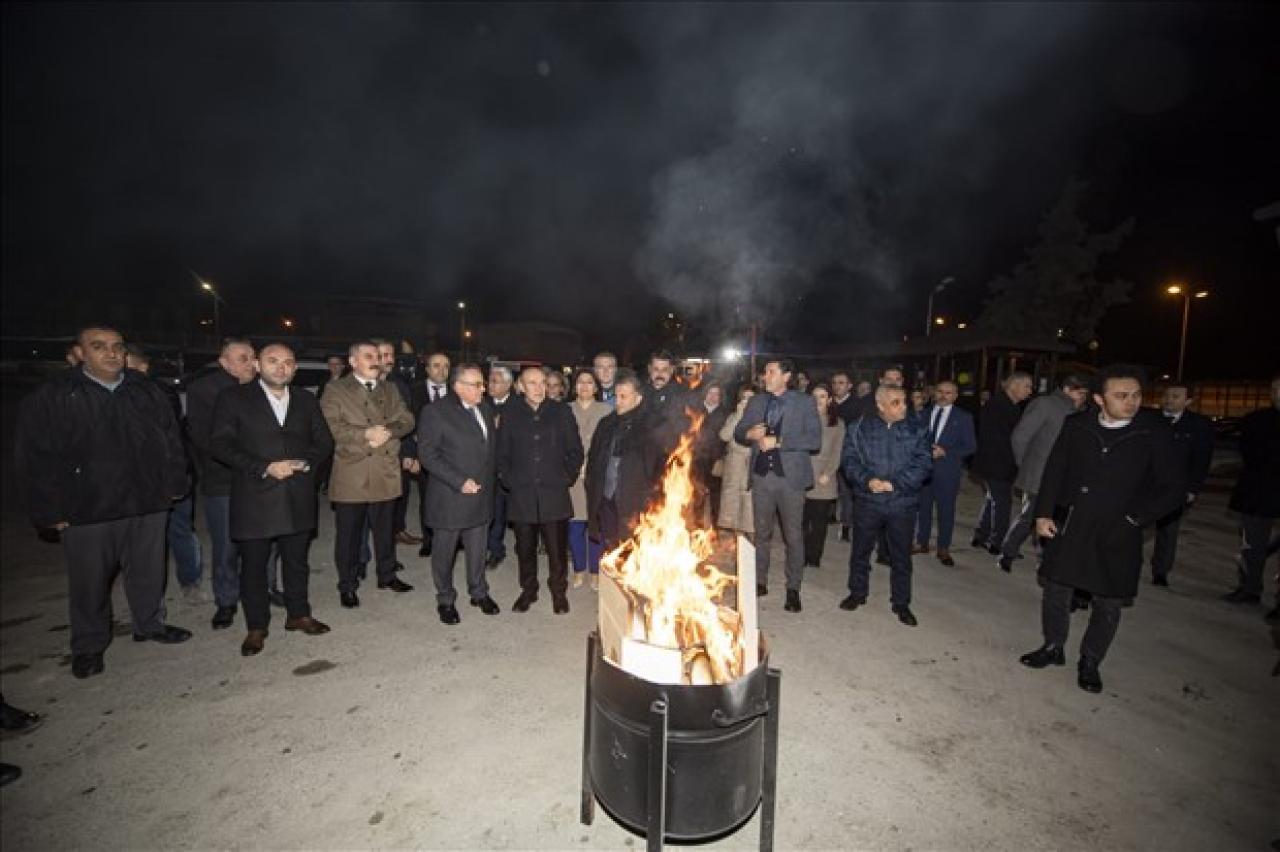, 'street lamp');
457,301,467,359
925,276,954,337
194,276,224,341
1164,283,1209,381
